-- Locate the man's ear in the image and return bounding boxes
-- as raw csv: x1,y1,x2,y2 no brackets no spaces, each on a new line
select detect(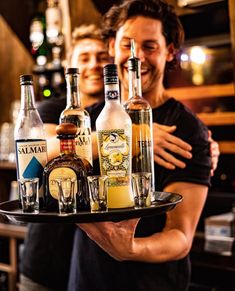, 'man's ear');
108,38,115,57
166,43,175,62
